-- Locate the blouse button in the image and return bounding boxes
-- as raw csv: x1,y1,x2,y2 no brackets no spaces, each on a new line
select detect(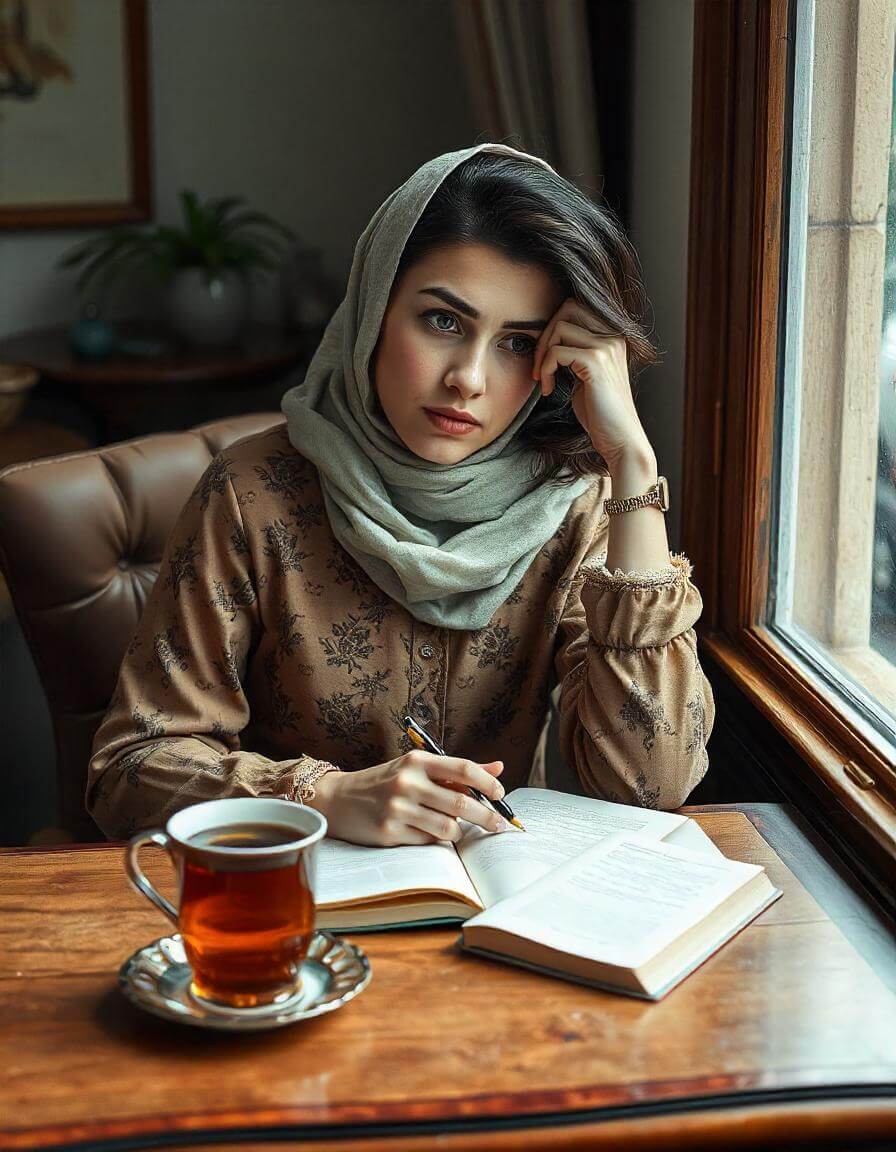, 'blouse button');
418,644,435,660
